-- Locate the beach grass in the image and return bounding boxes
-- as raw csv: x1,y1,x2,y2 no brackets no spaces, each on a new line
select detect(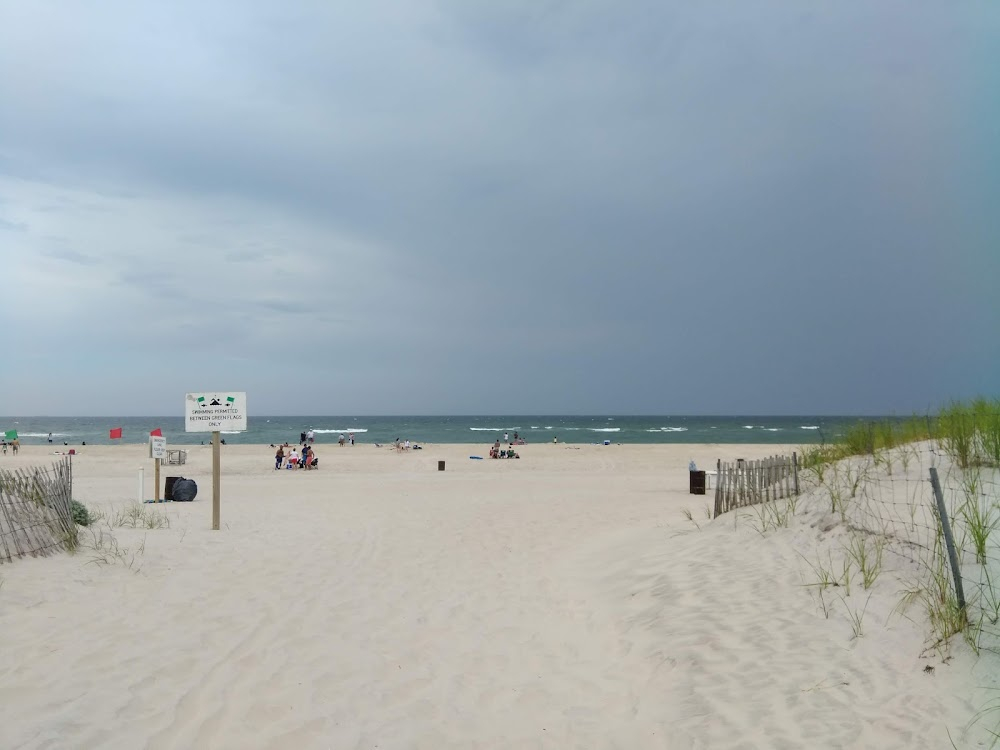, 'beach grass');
111,503,170,530
799,399,1000,471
